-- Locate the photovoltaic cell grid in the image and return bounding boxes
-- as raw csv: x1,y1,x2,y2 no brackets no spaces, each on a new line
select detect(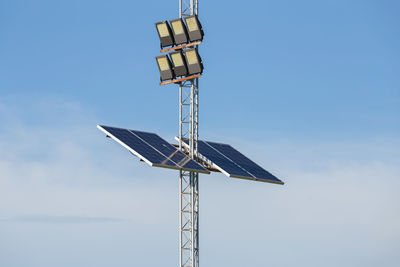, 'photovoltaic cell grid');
181,139,283,184
97,125,209,174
